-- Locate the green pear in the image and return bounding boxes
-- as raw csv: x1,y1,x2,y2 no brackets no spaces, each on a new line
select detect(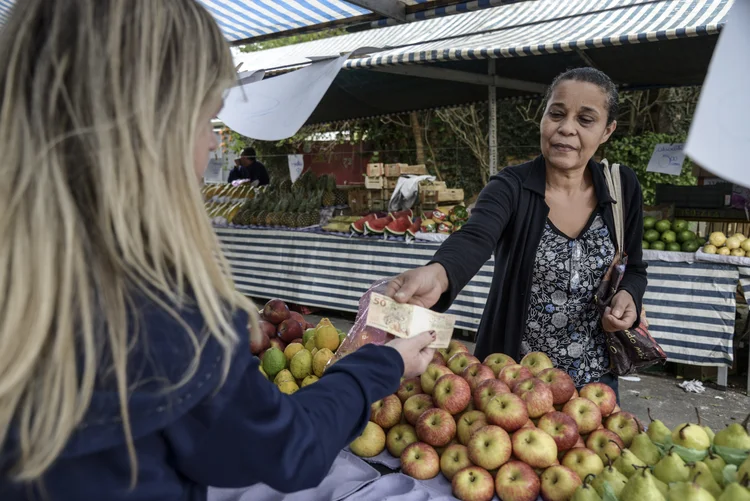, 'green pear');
654,448,690,484
621,466,666,501
612,440,648,478
648,408,672,445
714,414,750,450
702,451,727,486
672,423,711,451
687,462,723,498
654,477,669,498
631,432,662,466
593,458,629,498
572,474,604,501
717,482,750,501
694,408,715,445
739,456,750,483
667,477,717,501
